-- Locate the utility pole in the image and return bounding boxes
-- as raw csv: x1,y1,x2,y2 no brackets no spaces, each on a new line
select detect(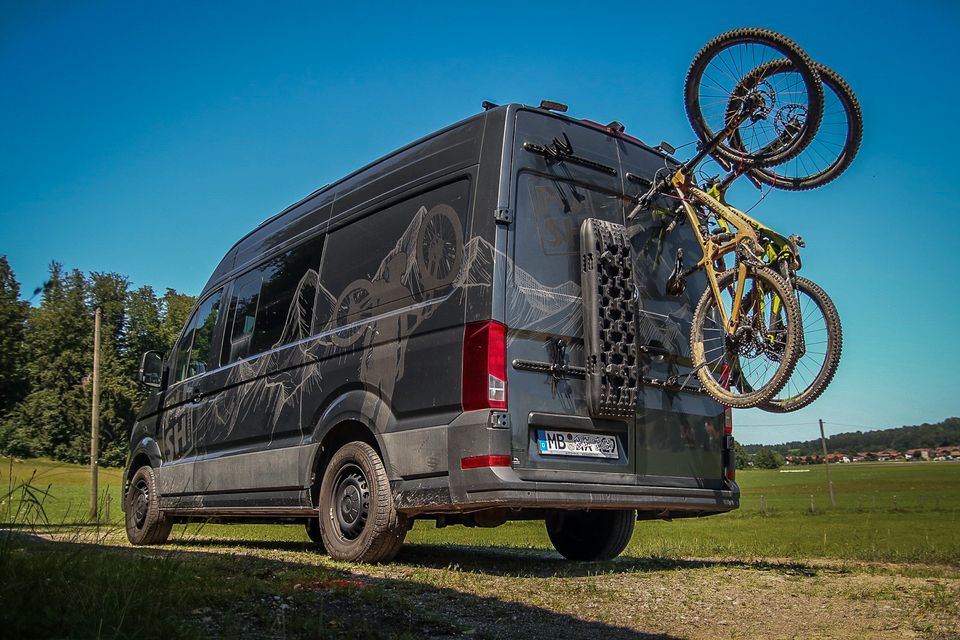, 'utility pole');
819,418,836,508
90,306,101,521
